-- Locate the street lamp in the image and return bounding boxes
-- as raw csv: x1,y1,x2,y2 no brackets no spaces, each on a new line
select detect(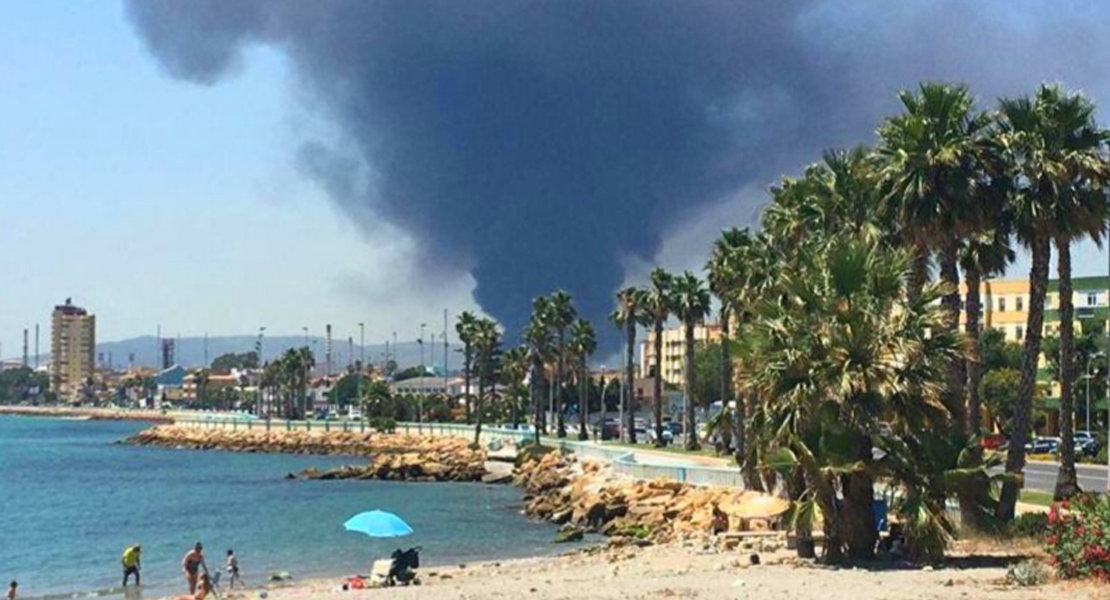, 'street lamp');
1085,351,1105,434
257,327,266,417
302,326,309,349
357,323,365,416
418,323,427,430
